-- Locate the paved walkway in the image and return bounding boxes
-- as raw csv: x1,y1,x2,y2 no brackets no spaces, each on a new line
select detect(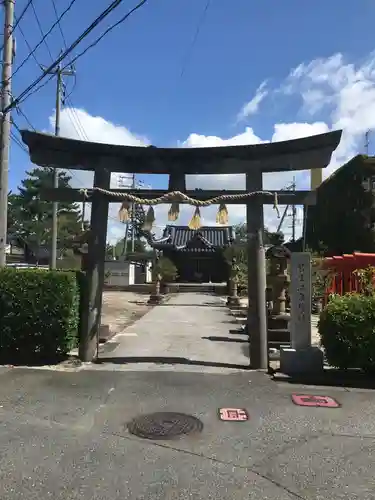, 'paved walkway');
97,293,249,372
